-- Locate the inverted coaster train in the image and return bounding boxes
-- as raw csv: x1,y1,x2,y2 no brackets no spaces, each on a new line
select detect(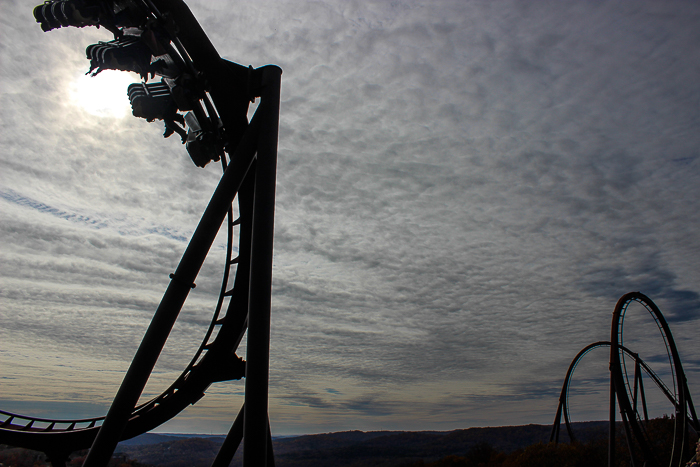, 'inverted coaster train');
0,1,280,466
